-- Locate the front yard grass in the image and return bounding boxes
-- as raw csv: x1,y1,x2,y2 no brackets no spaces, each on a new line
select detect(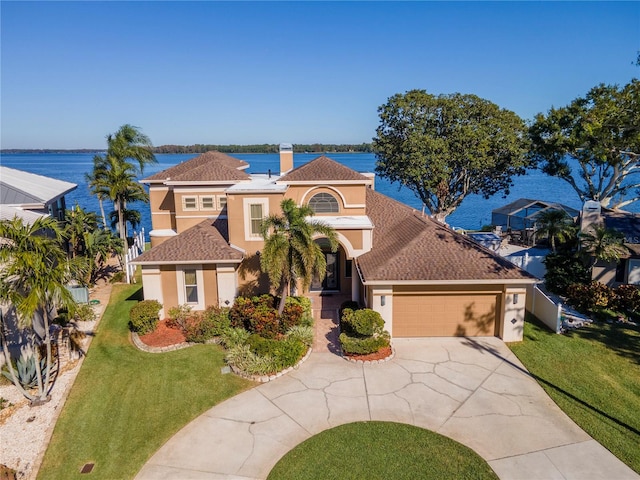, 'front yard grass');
37,284,253,480
510,317,640,473
268,421,498,480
